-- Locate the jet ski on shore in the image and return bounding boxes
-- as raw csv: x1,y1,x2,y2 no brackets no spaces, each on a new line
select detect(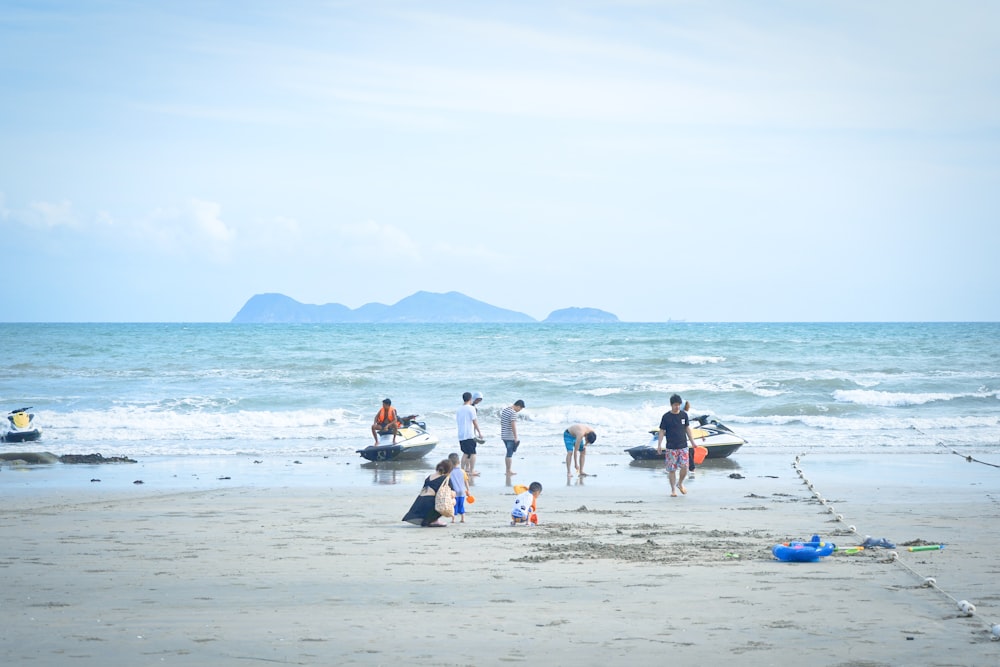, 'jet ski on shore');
2,407,42,444
356,415,438,462
625,413,747,460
